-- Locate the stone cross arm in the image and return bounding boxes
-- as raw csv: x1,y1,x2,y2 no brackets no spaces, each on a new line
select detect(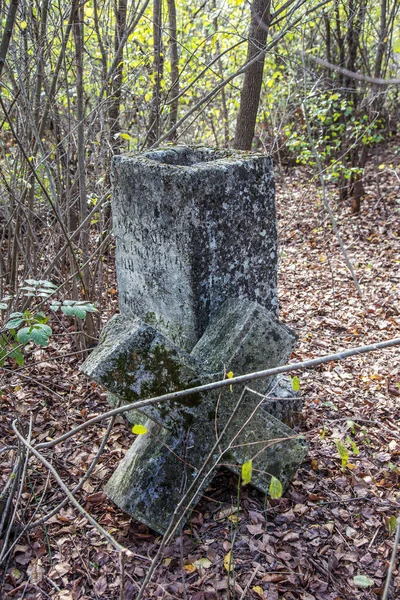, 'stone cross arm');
81,298,307,534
